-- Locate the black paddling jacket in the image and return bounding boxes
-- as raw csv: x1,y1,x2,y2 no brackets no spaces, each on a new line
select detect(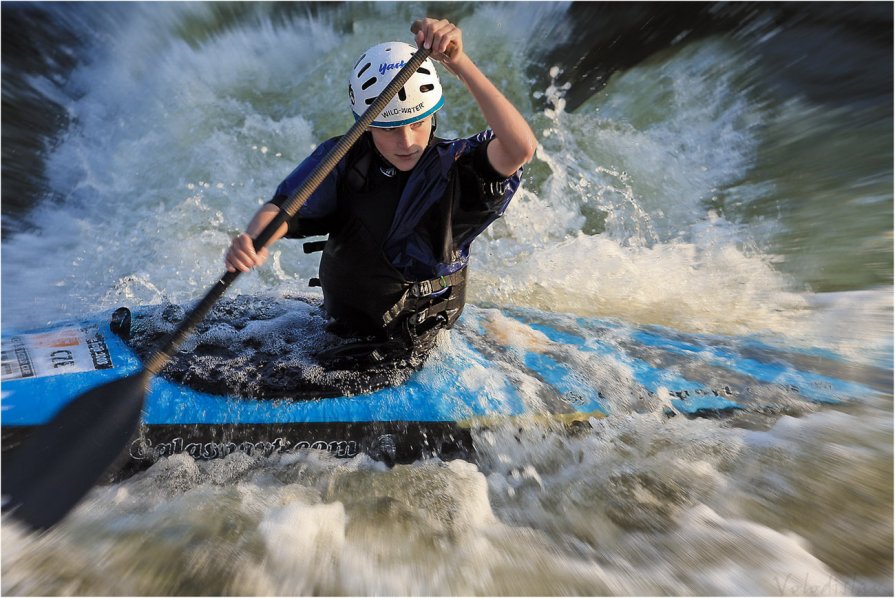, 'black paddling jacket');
270,130,522,337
